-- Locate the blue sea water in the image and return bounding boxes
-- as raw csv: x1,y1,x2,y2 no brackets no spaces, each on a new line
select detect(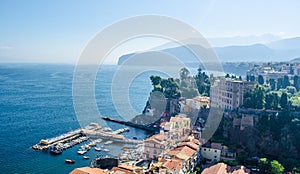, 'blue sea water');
0,64,156,173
